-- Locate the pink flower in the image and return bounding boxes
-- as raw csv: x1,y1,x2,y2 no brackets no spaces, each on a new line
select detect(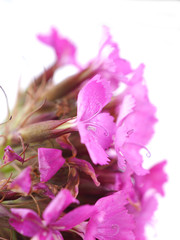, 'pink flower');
89,26,132,90
9,189,95,240
38,148,65,182
115,64,157,175
69,157,100,186
129,195,158,240
126,161,167,239
84,191,135,240
3,145,24,164
37,27,79,67
10,166,32,194
77,74,116,165
134,160,168,197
